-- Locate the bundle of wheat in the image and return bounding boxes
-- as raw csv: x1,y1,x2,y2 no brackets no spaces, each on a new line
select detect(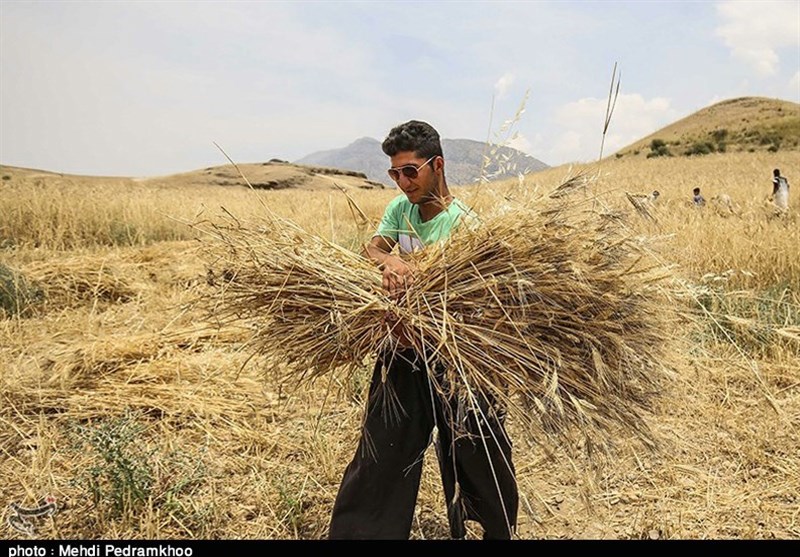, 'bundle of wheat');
2,329,258,422
23,255,137,307
198,181,676,453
